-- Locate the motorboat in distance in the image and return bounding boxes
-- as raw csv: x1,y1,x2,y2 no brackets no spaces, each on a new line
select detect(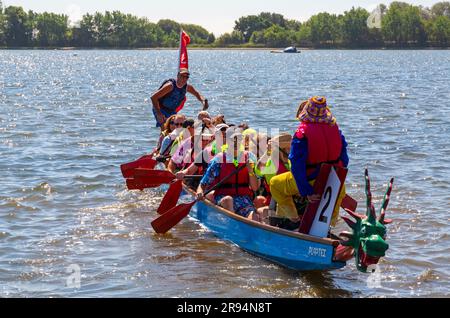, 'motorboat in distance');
270,46,301,53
